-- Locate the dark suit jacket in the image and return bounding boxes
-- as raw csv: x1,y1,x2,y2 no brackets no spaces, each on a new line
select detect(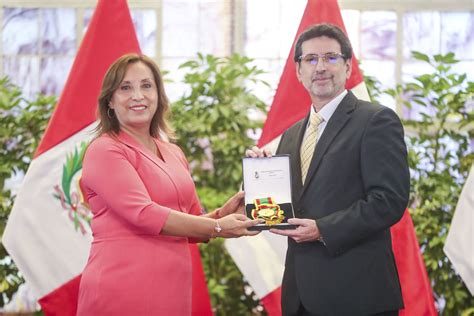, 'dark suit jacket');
276,91,409,316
